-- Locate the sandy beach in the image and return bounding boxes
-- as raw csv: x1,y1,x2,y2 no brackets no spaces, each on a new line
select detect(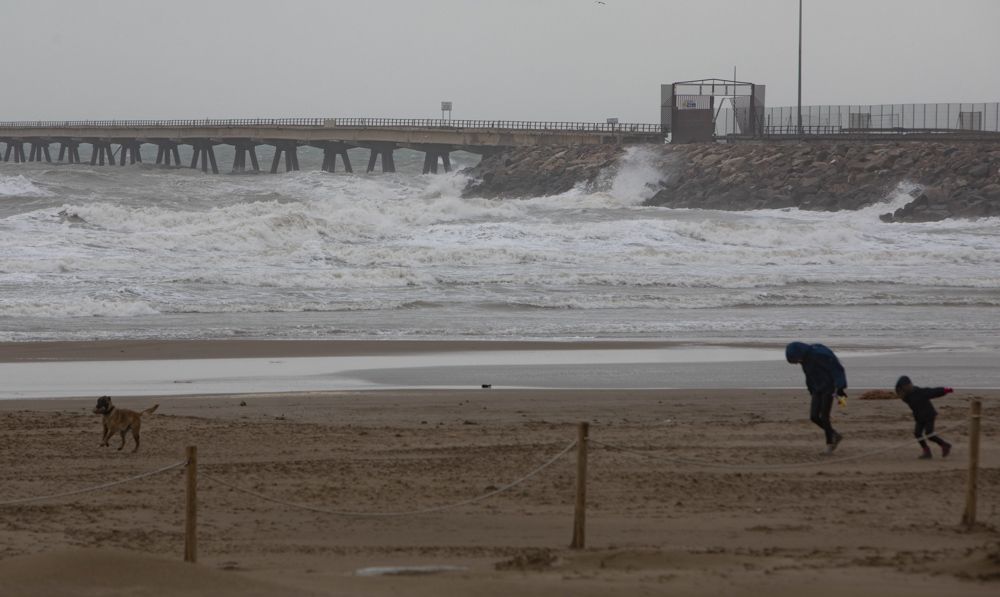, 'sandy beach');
0,340,997,596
